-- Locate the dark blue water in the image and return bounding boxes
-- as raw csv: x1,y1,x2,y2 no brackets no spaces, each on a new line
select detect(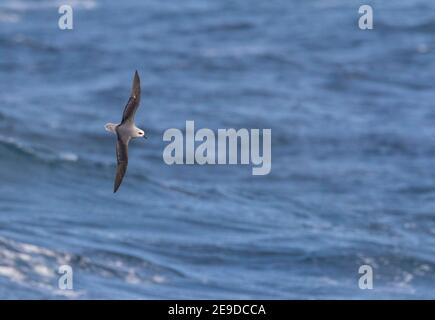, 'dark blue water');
0,0,434,299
